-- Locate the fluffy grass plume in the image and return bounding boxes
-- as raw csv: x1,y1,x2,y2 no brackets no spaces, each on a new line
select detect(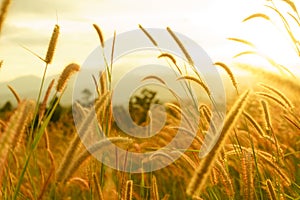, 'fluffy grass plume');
241,151,254,200
256,92,288,109
138,24,158,46
0,100,35,182
56,63,80,92
39,79,55,122
167,27,194,66
93,24,105,48
45,24,59,64
243,13,270,22
243,111,265,137
186,90,251,197
214,62,239,94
